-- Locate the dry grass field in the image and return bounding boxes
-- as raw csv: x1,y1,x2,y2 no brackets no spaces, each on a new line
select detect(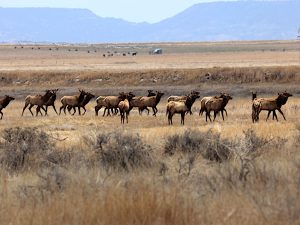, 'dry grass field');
0,41,300,225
